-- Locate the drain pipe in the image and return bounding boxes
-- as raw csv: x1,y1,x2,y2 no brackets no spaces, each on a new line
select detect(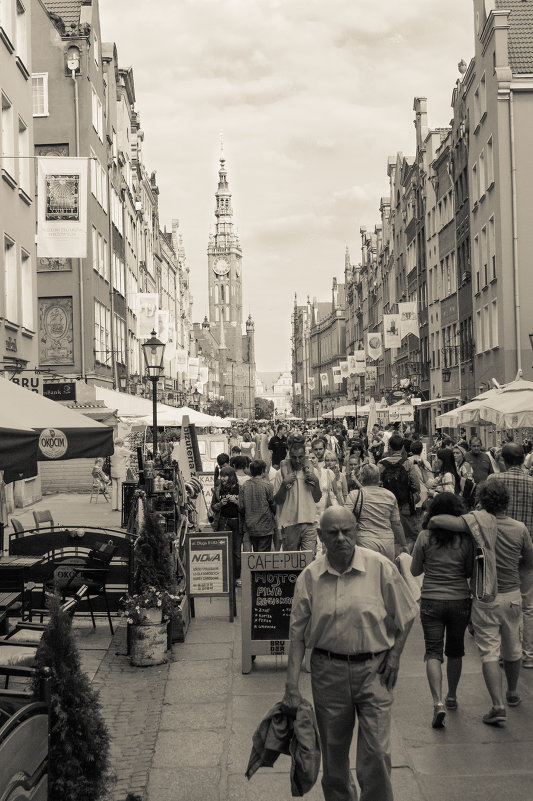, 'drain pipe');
509,88,521,373
71,66,85,379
